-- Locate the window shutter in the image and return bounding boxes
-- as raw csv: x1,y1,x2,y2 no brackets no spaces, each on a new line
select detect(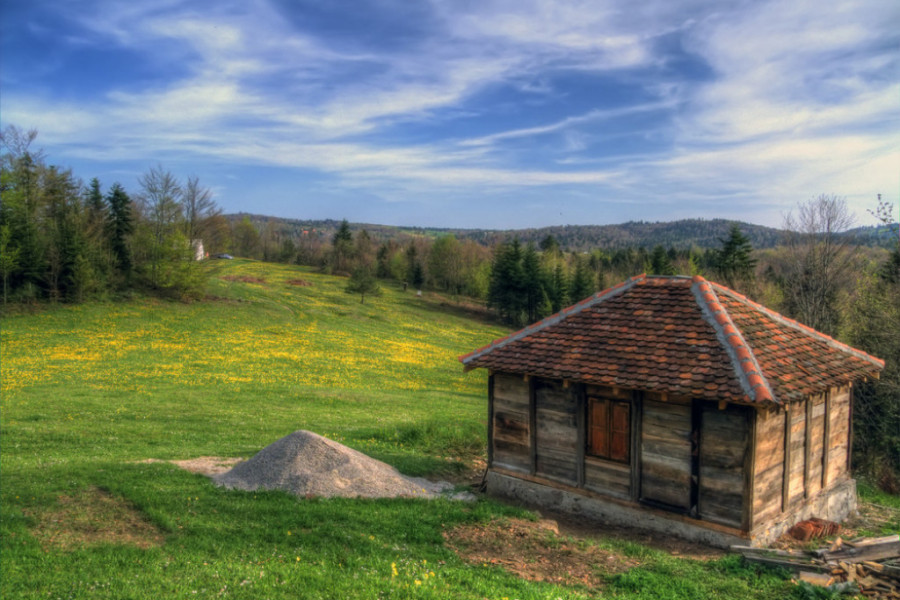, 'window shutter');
610,401,630,462
590,398,610,458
